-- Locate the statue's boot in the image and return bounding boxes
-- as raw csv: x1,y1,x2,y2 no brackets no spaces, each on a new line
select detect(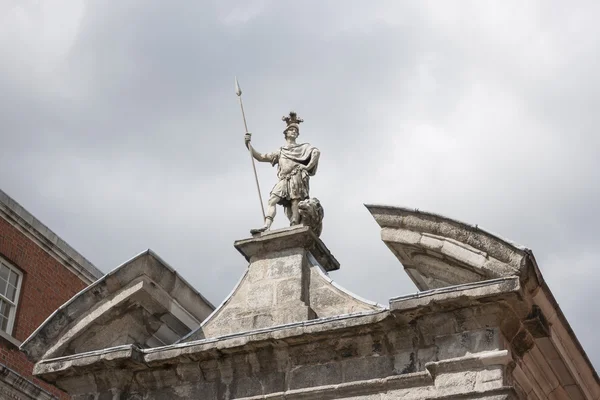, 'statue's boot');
250,217,272,235
250,226,268,235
